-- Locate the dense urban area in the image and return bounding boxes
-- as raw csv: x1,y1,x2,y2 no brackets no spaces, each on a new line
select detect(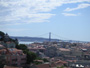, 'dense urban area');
0,31,90,68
